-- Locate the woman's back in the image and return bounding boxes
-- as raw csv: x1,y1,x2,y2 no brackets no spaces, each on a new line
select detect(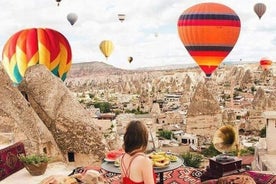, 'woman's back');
121,153,156,184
